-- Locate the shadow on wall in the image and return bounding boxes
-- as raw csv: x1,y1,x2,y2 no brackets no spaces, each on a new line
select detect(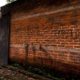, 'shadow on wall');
24,0,69,6
12,0,72,13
